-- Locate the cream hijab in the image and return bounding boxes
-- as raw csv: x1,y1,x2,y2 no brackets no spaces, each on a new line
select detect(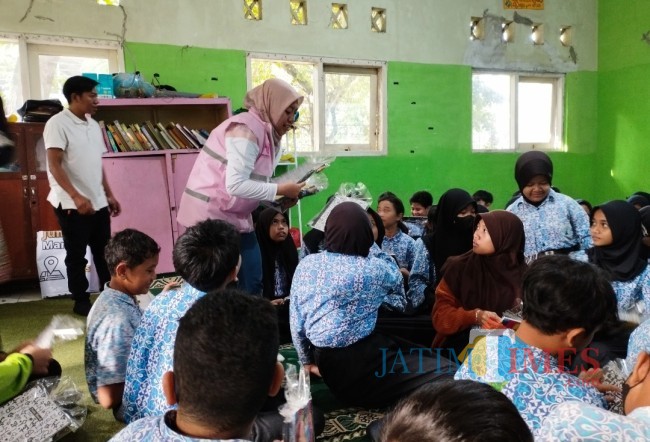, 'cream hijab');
243,78,304,145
